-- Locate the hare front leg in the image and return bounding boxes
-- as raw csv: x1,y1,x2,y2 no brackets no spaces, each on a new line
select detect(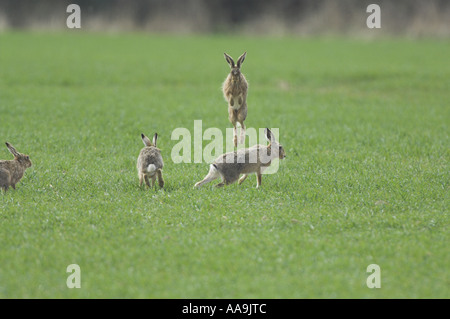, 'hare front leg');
139,173,144,187
216,175,233,187
228,94,234,107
